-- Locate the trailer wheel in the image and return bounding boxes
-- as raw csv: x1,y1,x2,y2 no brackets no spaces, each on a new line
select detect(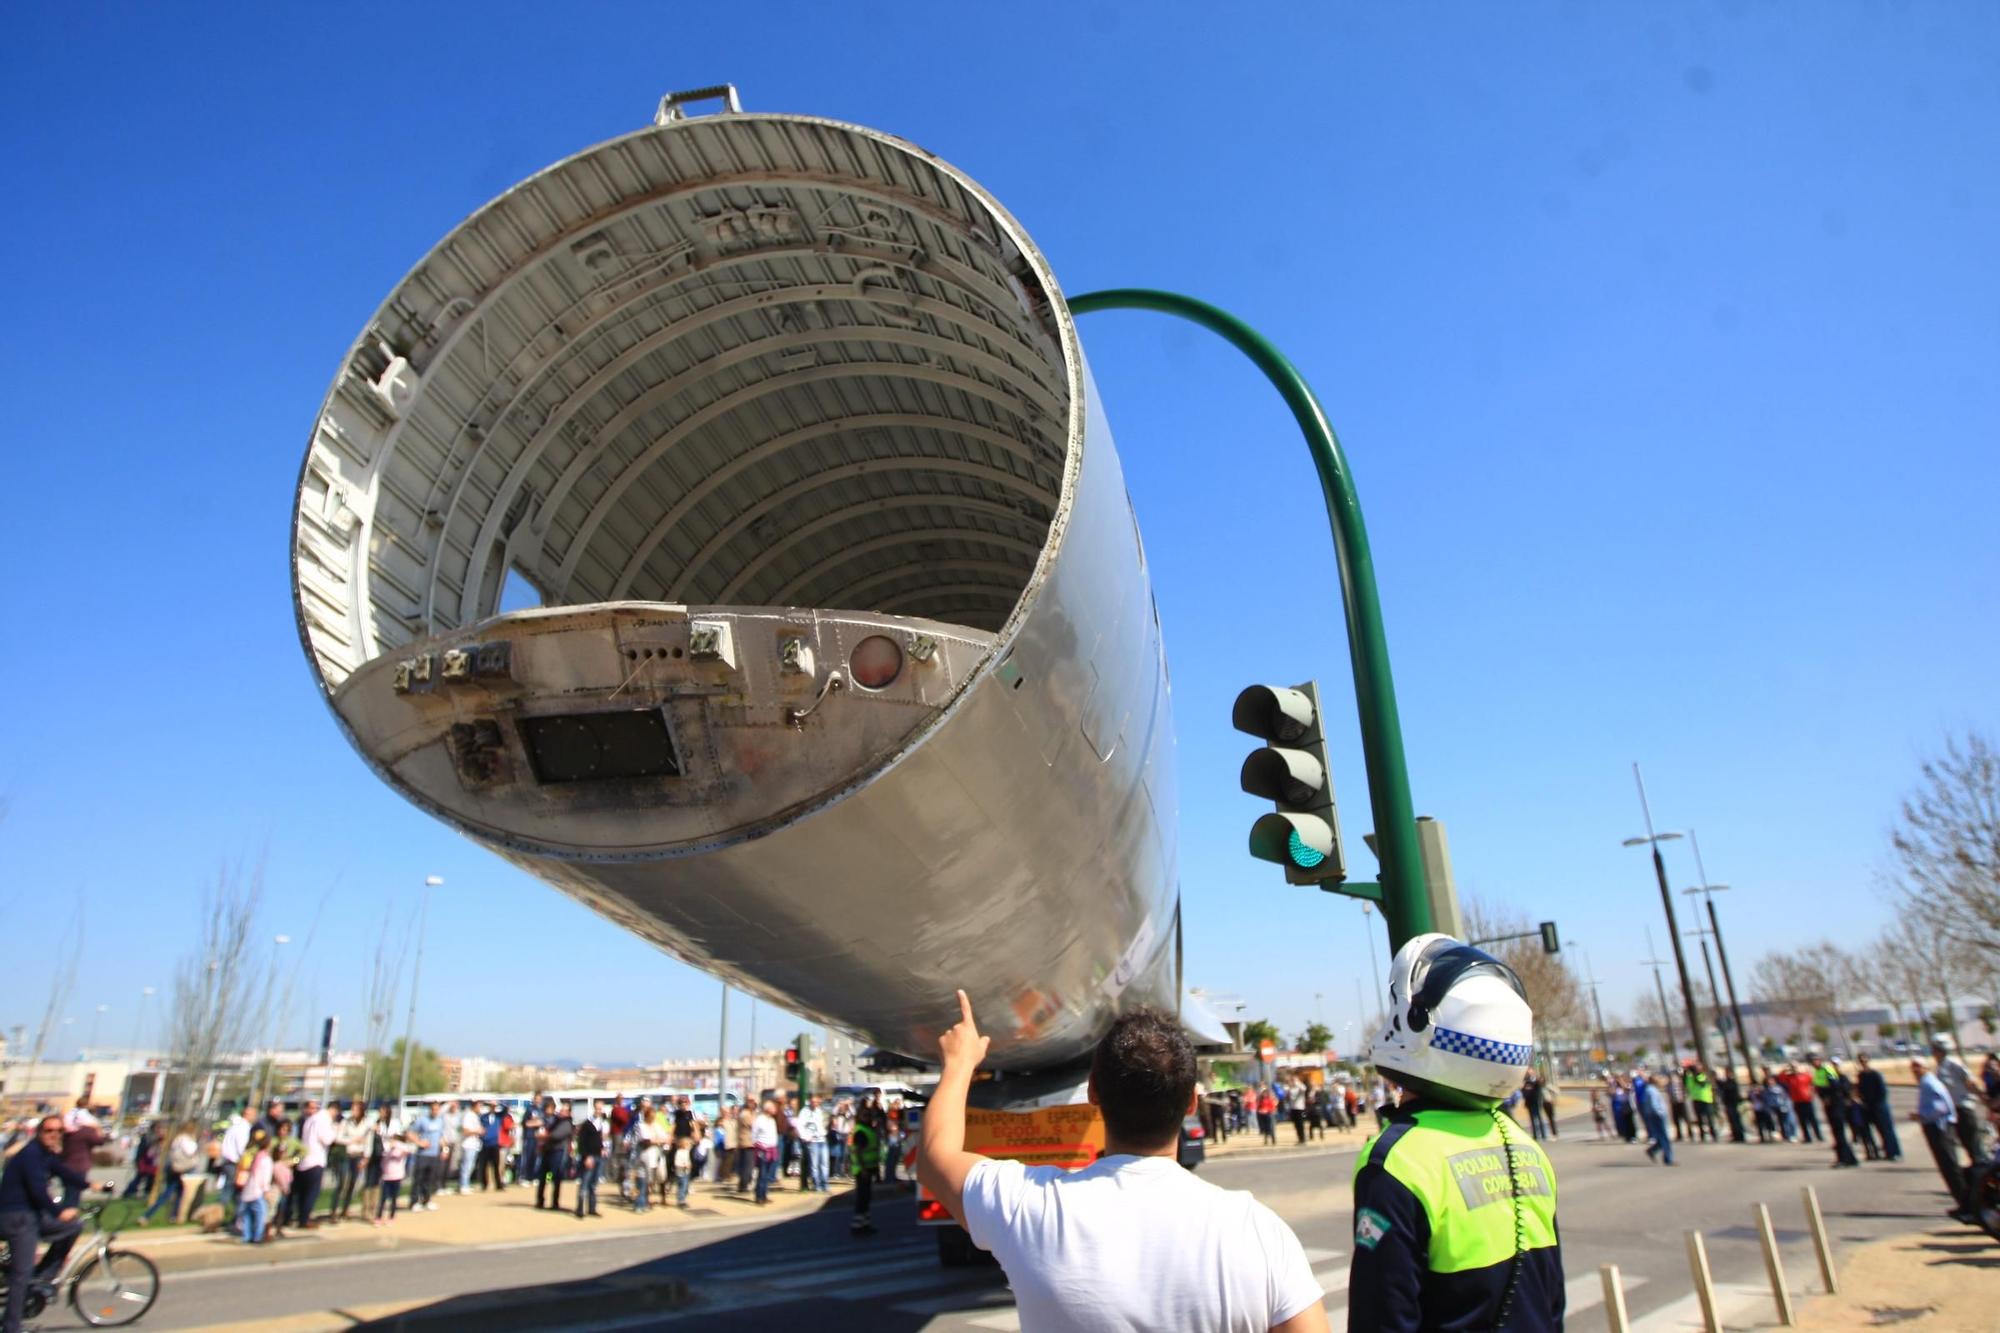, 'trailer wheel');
938,1225,1000,1267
